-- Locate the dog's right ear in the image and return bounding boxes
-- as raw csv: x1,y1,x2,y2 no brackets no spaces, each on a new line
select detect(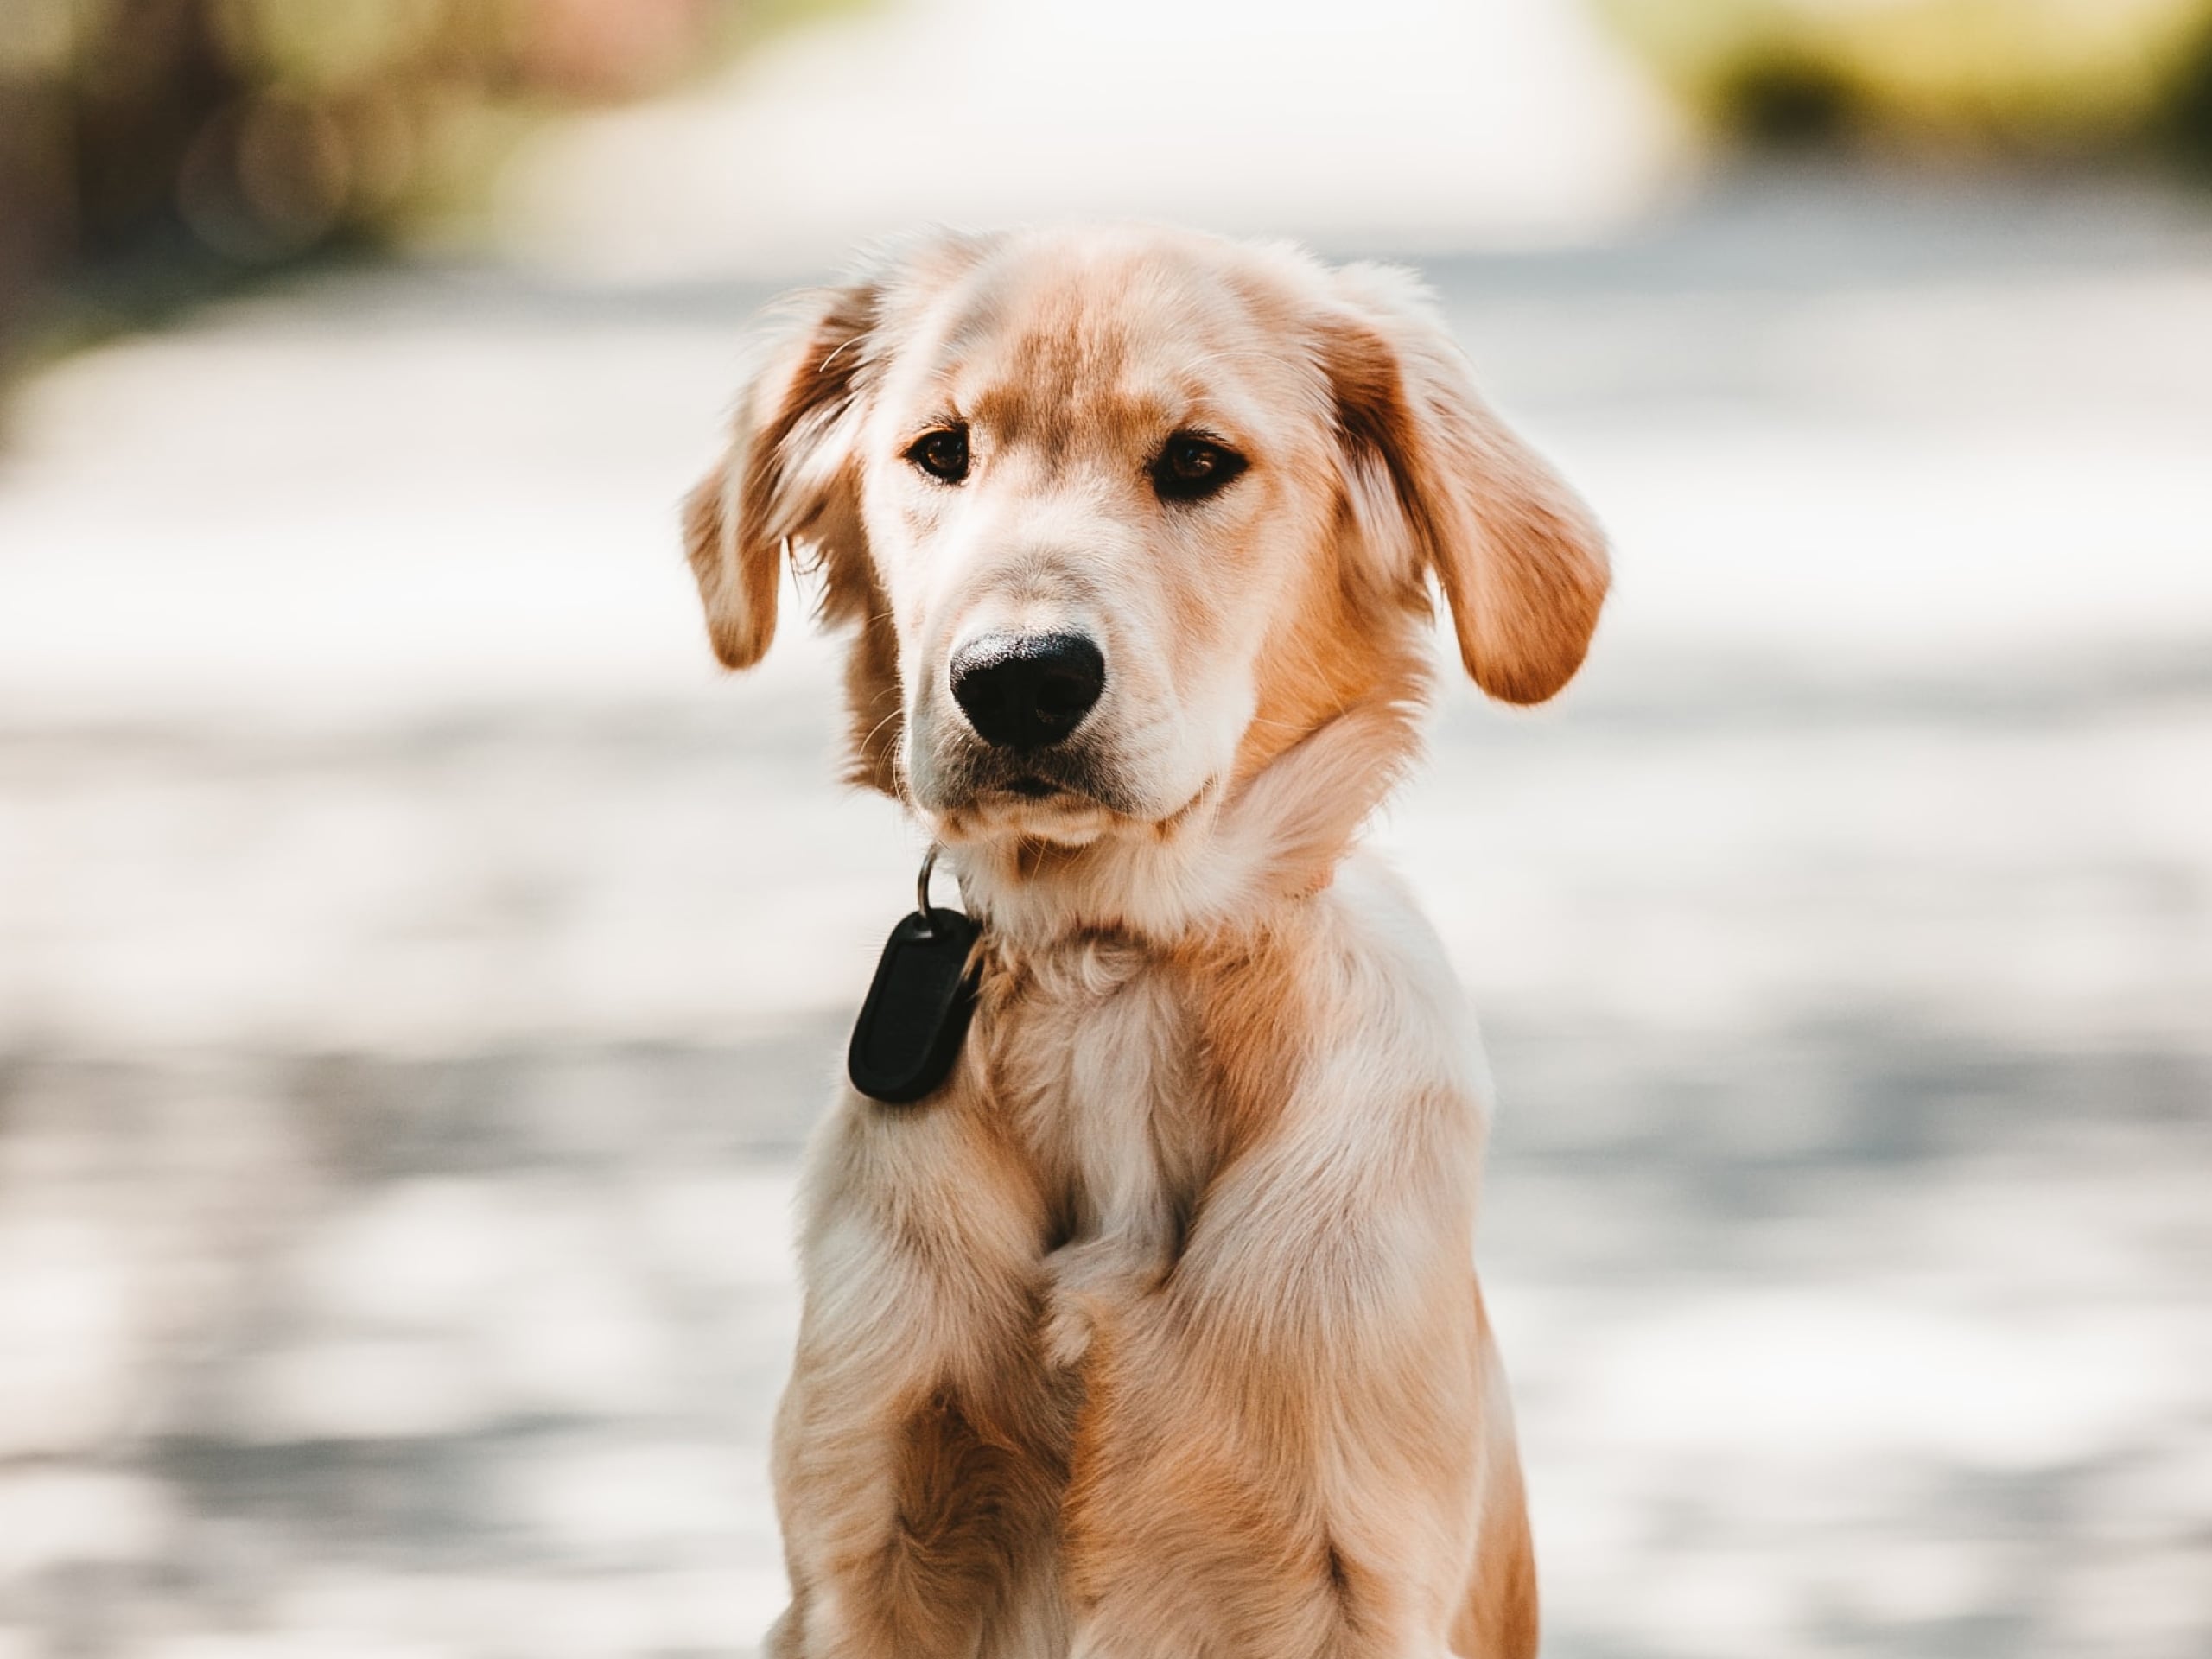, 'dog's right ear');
681,282,879,669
